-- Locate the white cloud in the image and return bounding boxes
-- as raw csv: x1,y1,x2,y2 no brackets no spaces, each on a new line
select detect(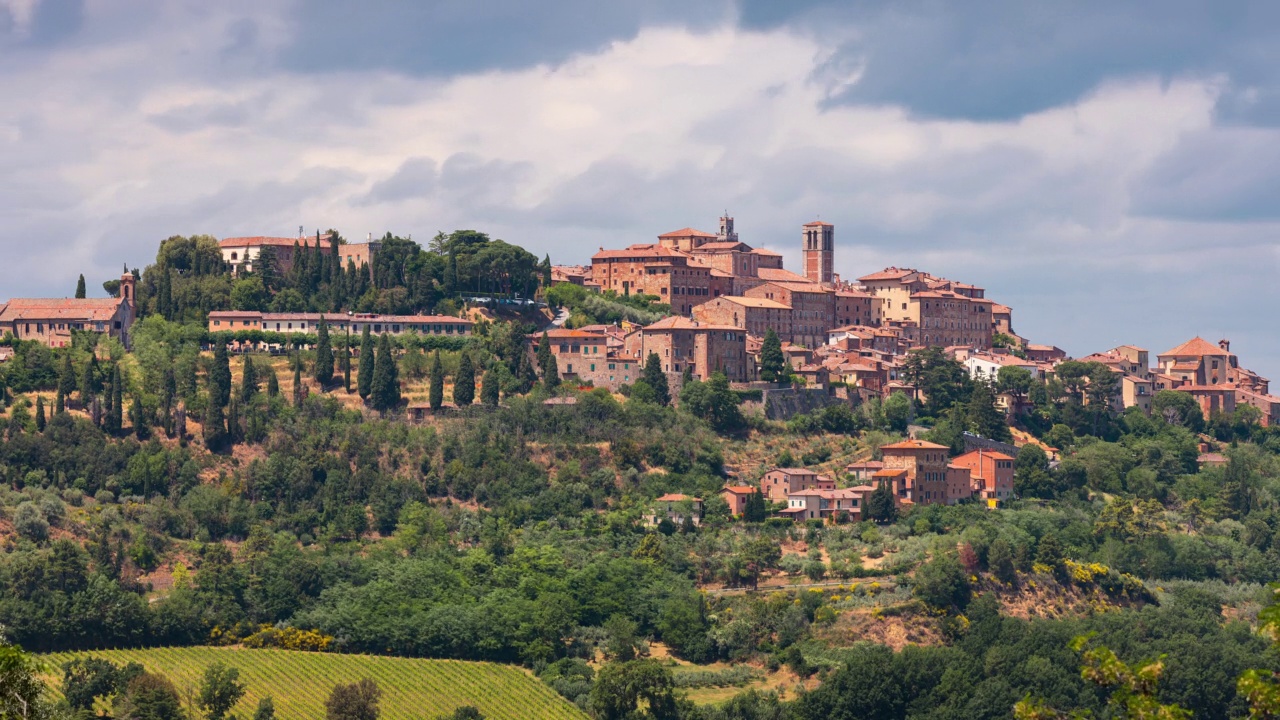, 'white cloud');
1,10,1279,377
